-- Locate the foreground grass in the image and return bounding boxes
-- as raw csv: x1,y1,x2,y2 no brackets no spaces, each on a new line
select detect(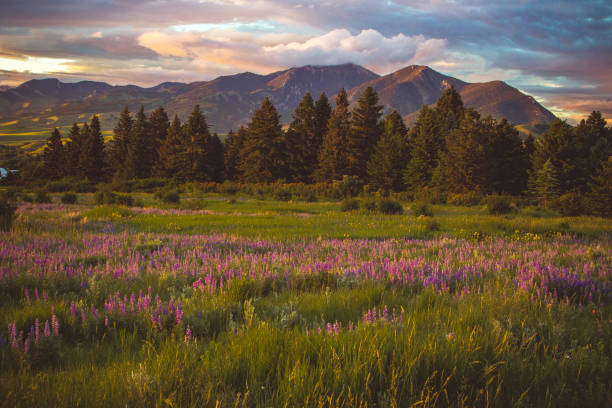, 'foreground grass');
2,199,611,407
